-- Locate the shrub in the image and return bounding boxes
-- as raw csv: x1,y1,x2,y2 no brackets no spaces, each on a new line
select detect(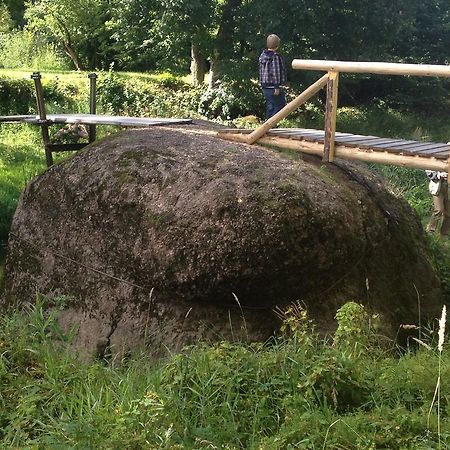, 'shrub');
0,76,87,116
0,77,36,115
198,78,264,120
96,70,202,118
